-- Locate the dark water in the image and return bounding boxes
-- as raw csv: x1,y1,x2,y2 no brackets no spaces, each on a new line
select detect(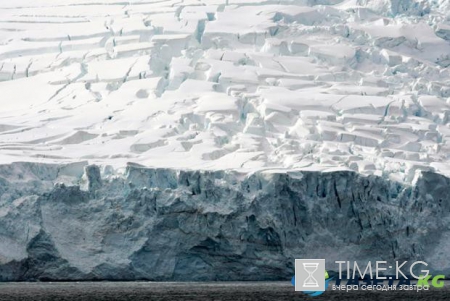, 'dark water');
0,282,448,301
